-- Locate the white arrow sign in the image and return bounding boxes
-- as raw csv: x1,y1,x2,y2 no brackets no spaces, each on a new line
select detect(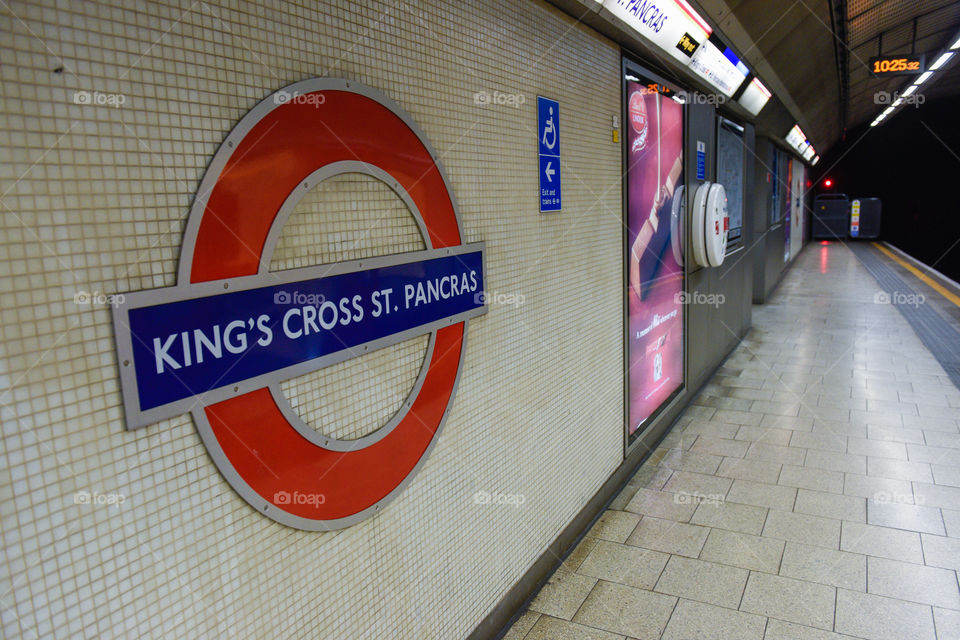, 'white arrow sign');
544,161,555,182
